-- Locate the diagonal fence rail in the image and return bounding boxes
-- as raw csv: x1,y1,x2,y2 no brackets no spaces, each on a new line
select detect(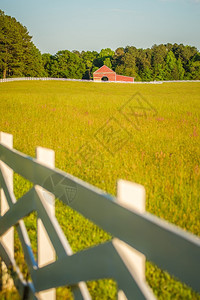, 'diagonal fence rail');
0,132,199,299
